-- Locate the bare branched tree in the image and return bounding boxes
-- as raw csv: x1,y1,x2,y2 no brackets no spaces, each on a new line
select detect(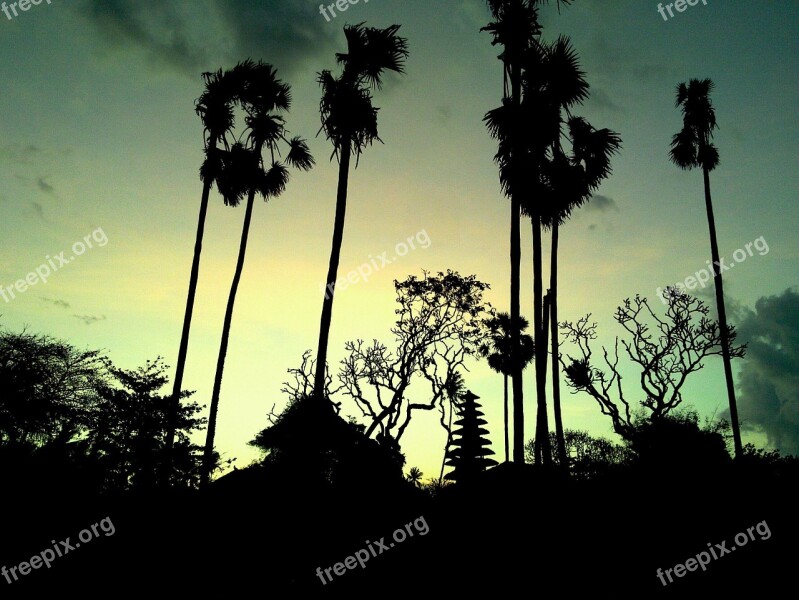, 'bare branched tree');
559,292,745,440
281,350,344,411
338,270,492,446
